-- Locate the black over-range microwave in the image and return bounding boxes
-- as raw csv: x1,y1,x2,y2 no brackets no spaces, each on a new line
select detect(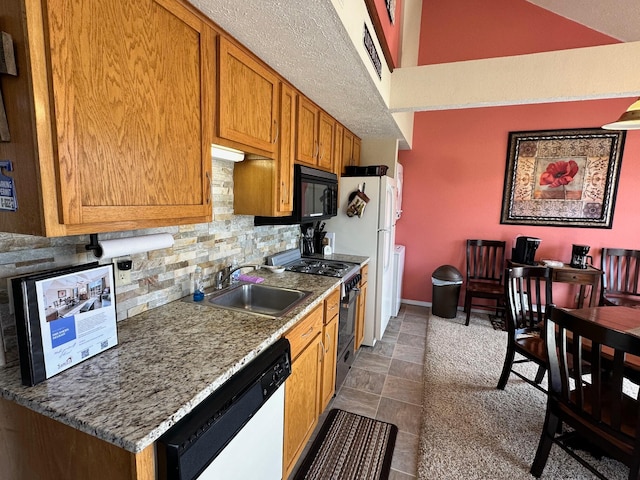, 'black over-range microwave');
254,165,338,225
